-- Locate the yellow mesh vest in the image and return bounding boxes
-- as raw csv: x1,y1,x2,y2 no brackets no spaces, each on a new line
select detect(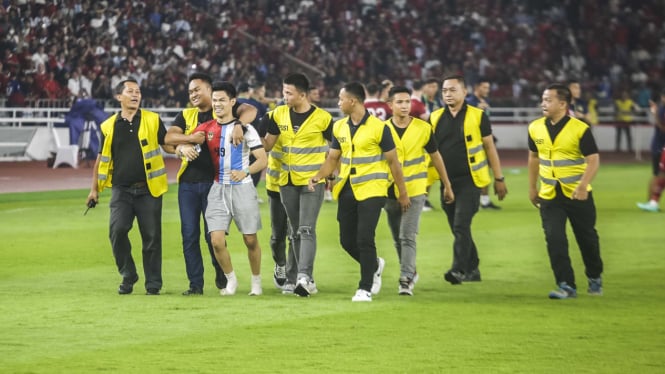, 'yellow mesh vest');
528,116,591,199
430,105,491,187
98,110,168,197
387,117,432,197
332,115,391,201
271,105,332,186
